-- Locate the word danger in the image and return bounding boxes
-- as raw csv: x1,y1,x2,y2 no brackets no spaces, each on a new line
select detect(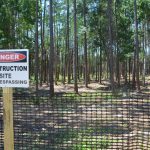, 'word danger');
0,52,26,62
